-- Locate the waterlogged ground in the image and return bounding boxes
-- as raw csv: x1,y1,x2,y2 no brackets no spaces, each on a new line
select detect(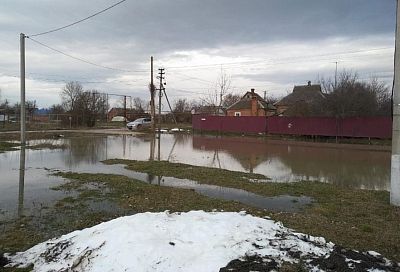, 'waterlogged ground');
0,134,392,218
0,133,399,271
